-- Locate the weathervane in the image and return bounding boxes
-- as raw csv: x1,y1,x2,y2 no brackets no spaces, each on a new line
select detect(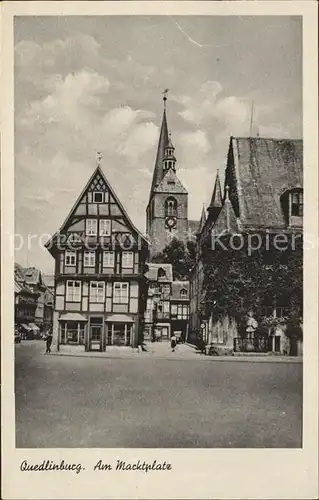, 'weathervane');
162,88,170,107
